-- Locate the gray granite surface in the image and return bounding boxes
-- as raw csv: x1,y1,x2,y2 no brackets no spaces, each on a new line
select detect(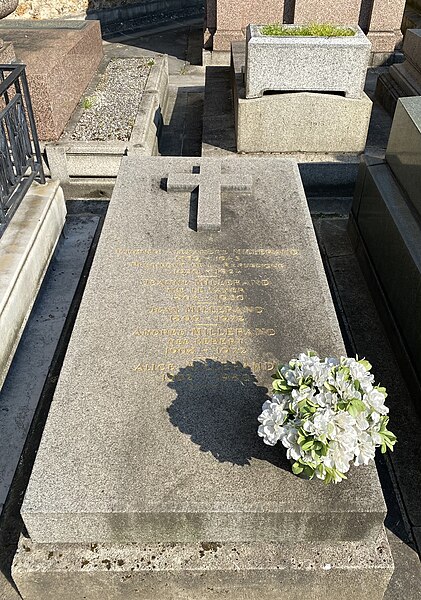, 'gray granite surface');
232,42,372,154
21,157,386,545
245,25,371,99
